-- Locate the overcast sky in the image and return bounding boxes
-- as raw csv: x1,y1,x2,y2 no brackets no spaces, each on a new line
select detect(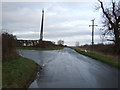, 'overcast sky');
2,0,111,46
